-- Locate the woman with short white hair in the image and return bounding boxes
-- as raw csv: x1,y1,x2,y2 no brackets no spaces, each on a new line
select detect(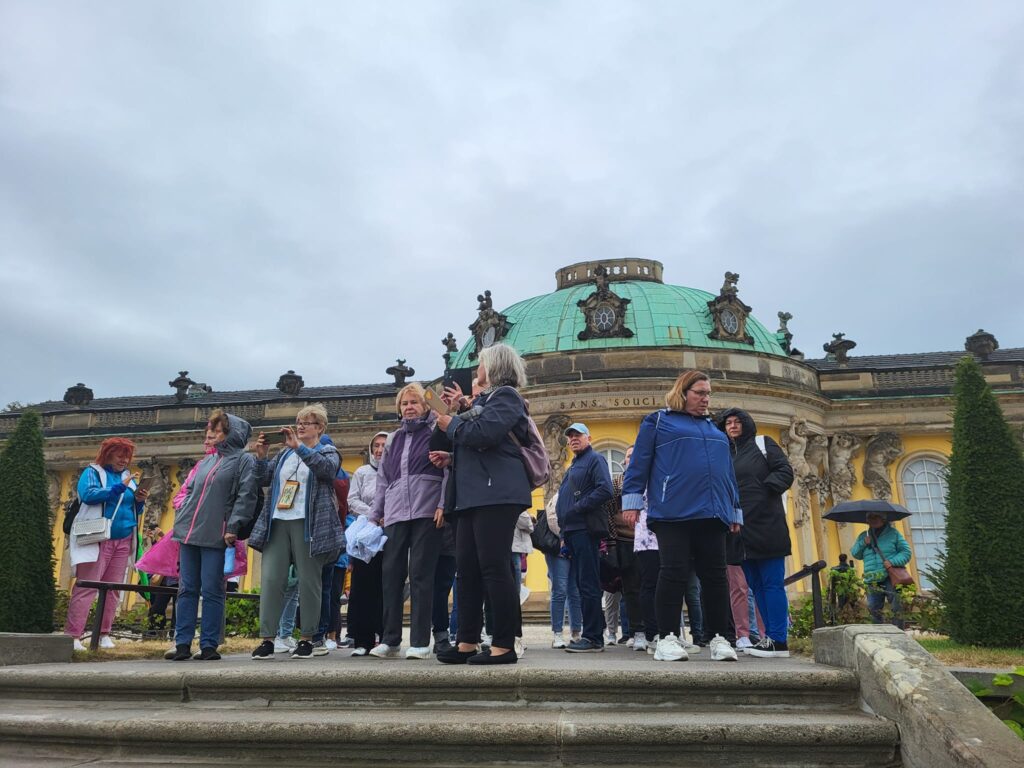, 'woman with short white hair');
435,343,534,665
249,403,345,660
